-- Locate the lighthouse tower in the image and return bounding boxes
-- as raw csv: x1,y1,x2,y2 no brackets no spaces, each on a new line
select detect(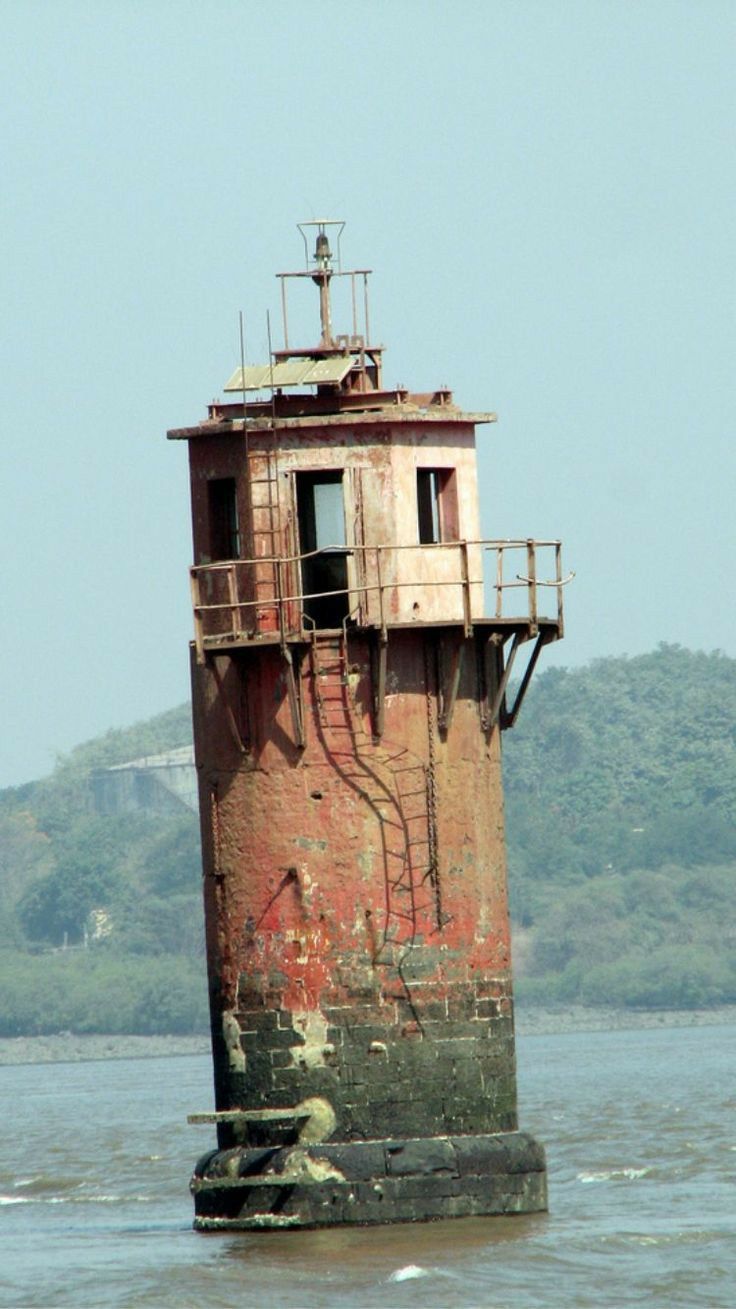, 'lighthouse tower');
171,223,565,1229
